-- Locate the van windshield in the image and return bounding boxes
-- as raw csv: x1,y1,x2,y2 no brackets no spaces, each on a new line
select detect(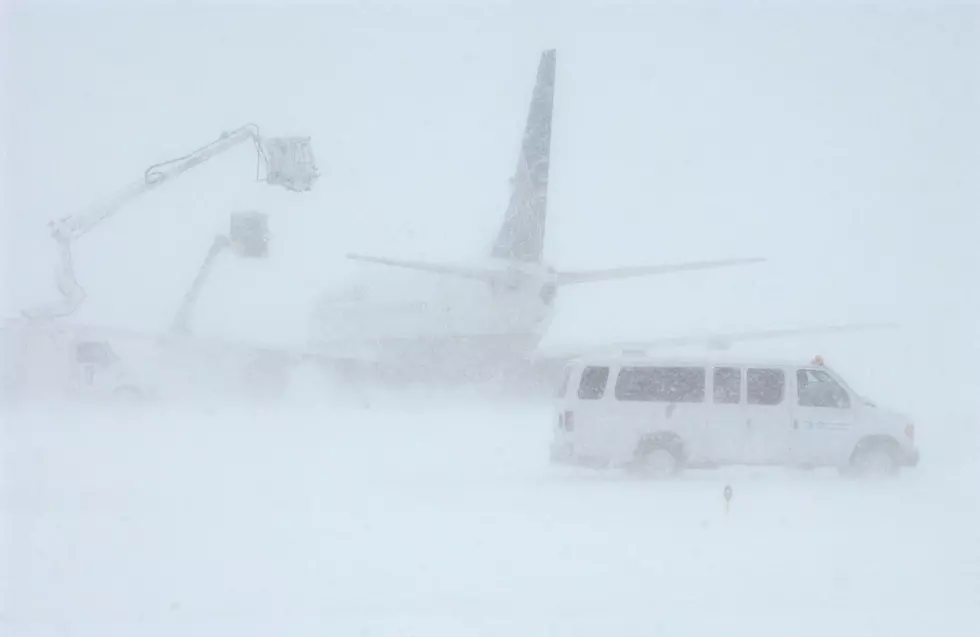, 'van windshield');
819,366,876,407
